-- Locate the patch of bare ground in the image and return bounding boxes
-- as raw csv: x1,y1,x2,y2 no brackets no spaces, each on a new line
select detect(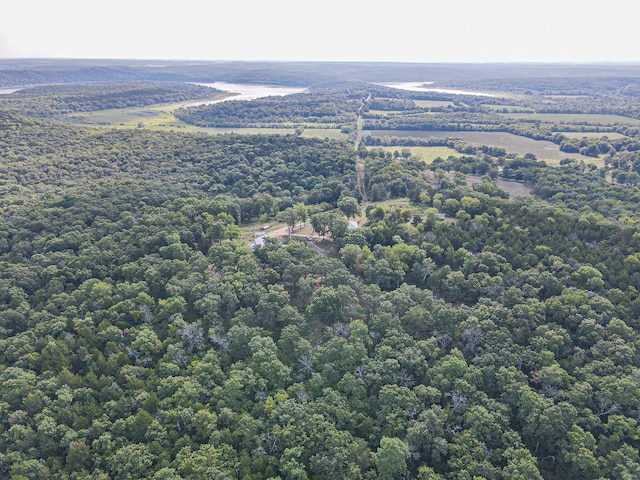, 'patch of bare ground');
466,174,532,197
425,171,531,198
